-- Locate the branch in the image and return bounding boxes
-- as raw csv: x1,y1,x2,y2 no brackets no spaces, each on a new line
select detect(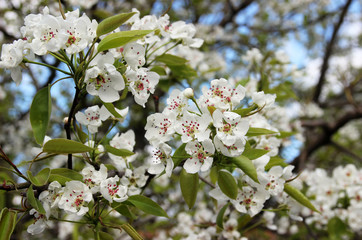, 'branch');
330,141,362,162
64,87,81,169
219,0,254,27
0,182,30,191
292,107,362,170
312,0,353,103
